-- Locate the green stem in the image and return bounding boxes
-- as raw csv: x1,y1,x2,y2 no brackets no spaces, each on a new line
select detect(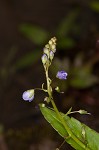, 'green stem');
45,69,91,150
50,98,91,150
